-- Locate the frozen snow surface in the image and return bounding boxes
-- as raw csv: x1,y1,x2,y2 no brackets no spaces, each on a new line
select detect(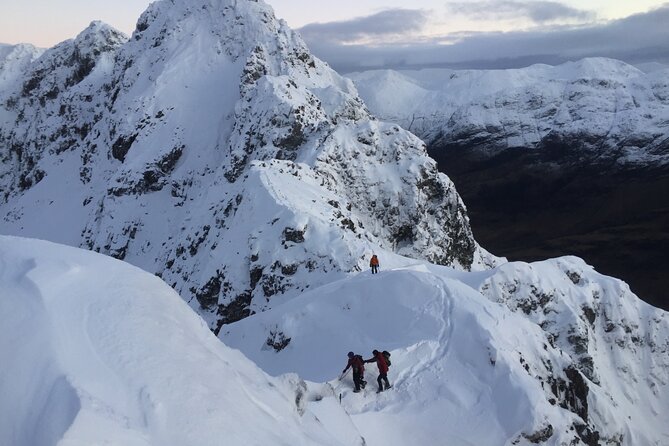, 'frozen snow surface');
2,236,668,445
348,59,669,165
224,255,669,446
0,235,360,446
1,0,669,444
